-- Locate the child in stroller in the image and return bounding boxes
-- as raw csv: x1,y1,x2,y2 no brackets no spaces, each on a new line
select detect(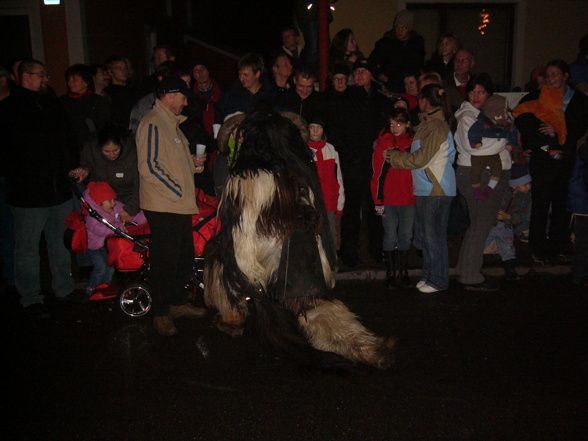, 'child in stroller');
83,182,147,297
69,183,219,318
